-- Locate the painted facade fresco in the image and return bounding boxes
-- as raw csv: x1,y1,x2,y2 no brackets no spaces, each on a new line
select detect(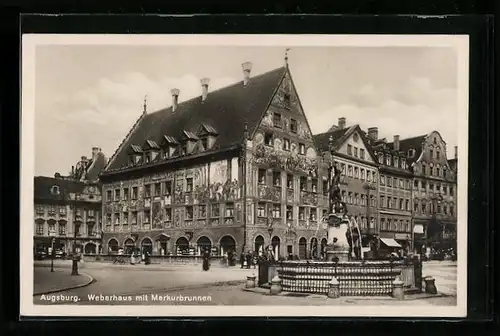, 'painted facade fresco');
252,143,317,176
